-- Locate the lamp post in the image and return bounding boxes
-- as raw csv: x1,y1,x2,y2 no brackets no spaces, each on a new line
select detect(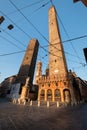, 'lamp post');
0,15,14,31
83,48,87,63
0,16,5,24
